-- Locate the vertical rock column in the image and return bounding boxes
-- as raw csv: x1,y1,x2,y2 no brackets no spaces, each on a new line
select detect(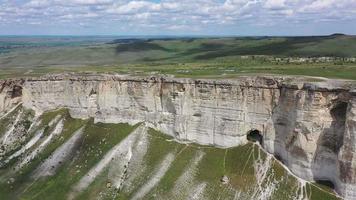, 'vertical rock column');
0,80,23,114
337,95,356,200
